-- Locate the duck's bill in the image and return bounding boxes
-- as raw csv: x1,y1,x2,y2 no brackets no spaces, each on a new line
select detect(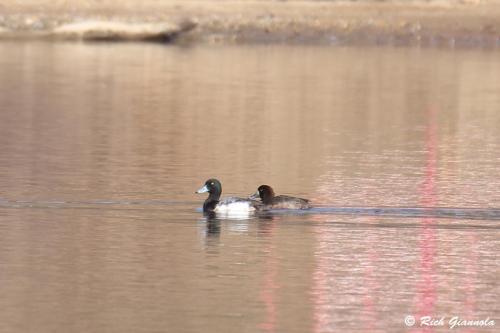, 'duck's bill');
249,191,260,200
196,184,209,194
